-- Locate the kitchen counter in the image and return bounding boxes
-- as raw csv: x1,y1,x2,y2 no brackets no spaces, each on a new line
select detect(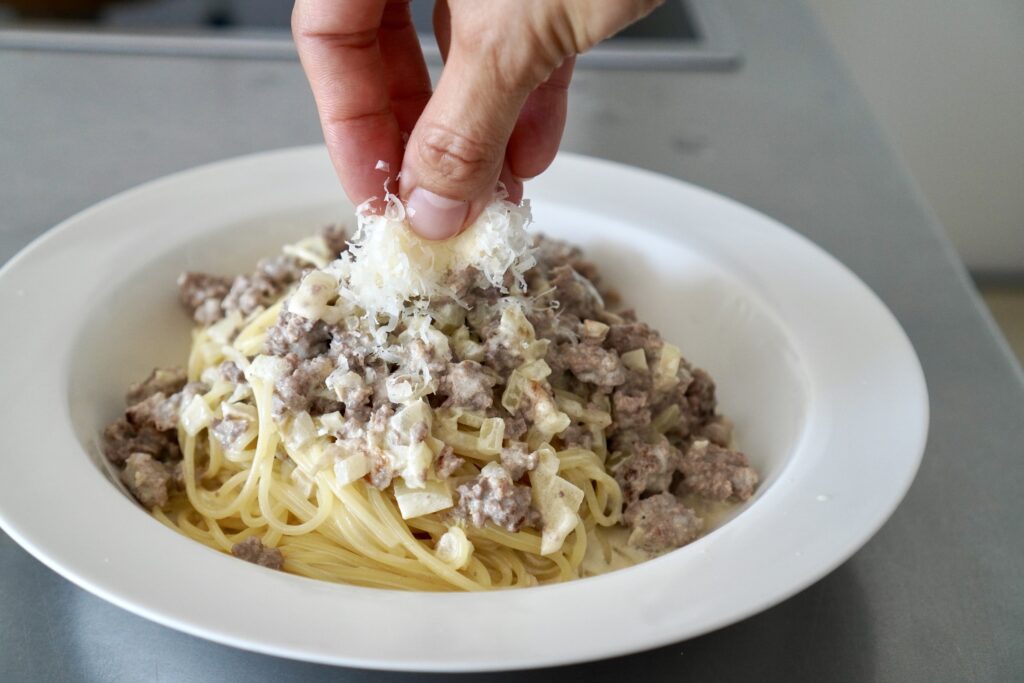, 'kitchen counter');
1,1,1021,680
